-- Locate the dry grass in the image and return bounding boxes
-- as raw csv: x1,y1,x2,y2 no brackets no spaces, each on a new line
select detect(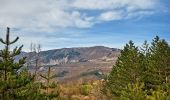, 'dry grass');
55,79,108,100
